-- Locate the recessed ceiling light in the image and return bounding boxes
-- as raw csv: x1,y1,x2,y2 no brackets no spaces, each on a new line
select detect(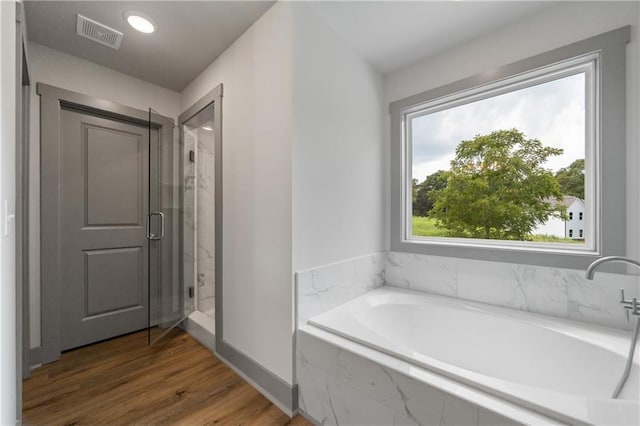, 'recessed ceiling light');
124,11,156,34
